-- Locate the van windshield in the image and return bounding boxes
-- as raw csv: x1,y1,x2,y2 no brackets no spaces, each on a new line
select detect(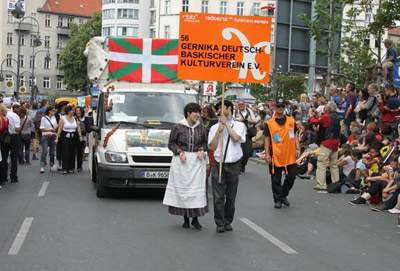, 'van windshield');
105,92,197,125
